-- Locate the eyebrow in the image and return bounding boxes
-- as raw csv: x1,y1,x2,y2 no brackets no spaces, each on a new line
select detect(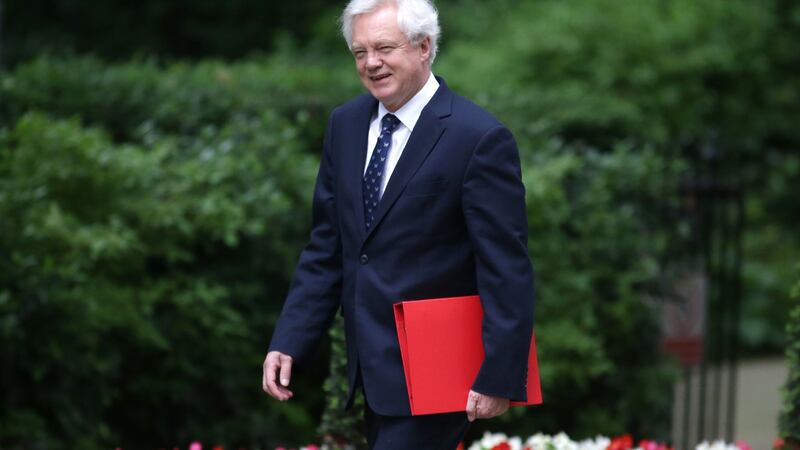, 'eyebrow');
353,39,401,50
